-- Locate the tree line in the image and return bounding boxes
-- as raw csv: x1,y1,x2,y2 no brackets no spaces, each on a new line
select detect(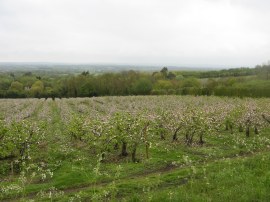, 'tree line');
0,65,270,98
